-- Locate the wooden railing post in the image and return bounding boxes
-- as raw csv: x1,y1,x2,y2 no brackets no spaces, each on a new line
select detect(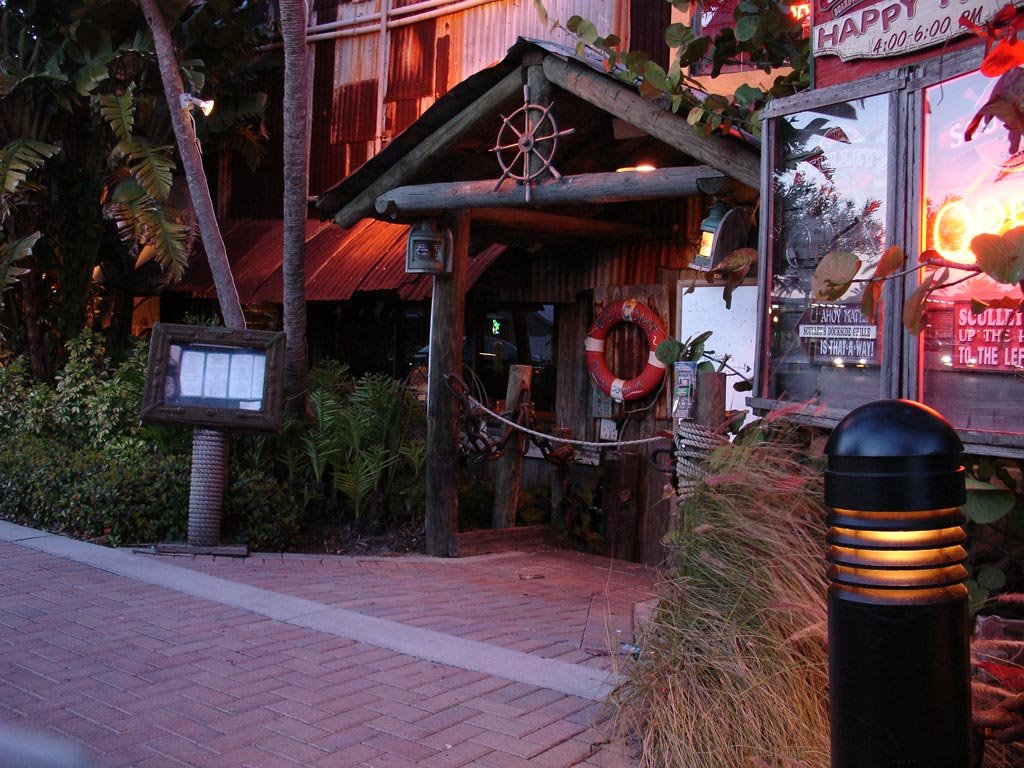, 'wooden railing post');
491,364,532,529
